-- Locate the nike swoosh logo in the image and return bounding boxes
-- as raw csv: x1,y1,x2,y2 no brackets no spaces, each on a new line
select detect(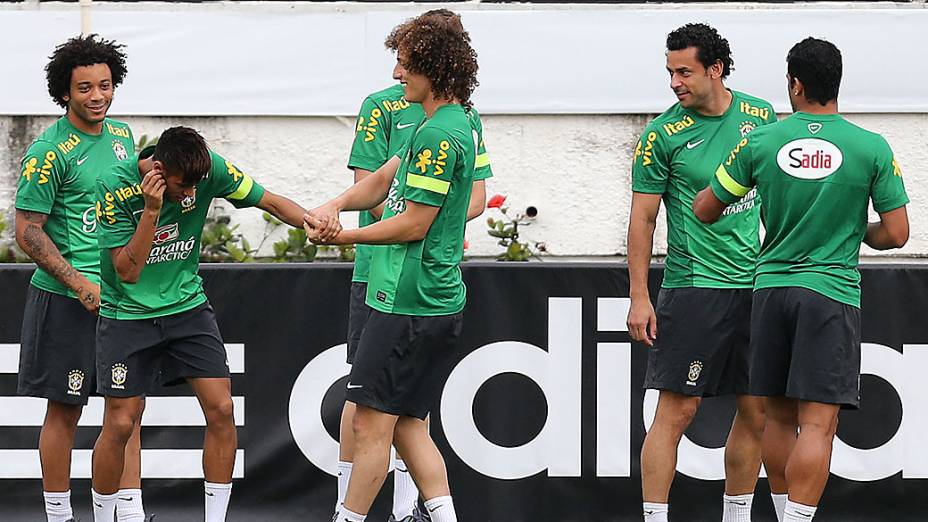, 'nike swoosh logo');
796,513,813,518
397,122,416,130
77,157,89,165
644,511,654,515
119,497,134,501
686,139,705,149
728,501,747,506
94,502,103,508
346,383,363,389
427,503,446,513
47,501,62,506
